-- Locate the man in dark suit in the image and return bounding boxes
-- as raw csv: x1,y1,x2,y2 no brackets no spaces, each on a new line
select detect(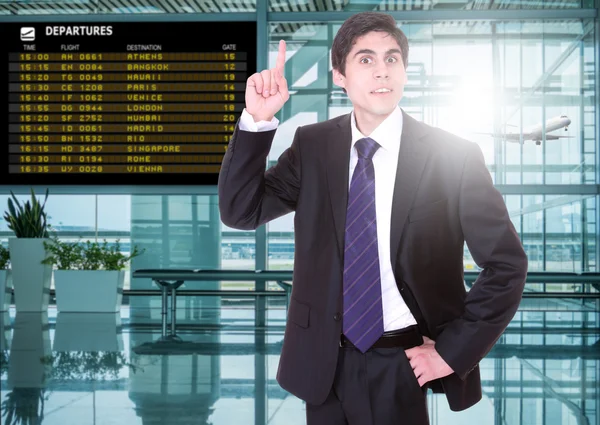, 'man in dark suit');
218,11,528,425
